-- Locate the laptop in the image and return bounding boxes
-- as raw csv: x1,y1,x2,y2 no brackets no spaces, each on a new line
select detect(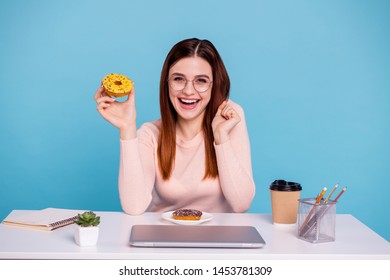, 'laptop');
129,225,266,248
